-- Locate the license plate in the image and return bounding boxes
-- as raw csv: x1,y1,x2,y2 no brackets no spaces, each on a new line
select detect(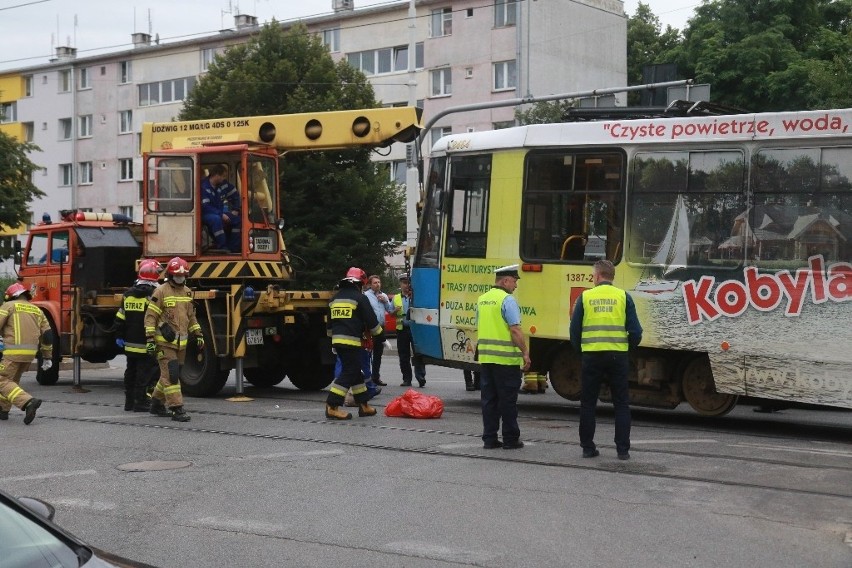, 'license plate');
253,237,274,252
245,329,263,345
